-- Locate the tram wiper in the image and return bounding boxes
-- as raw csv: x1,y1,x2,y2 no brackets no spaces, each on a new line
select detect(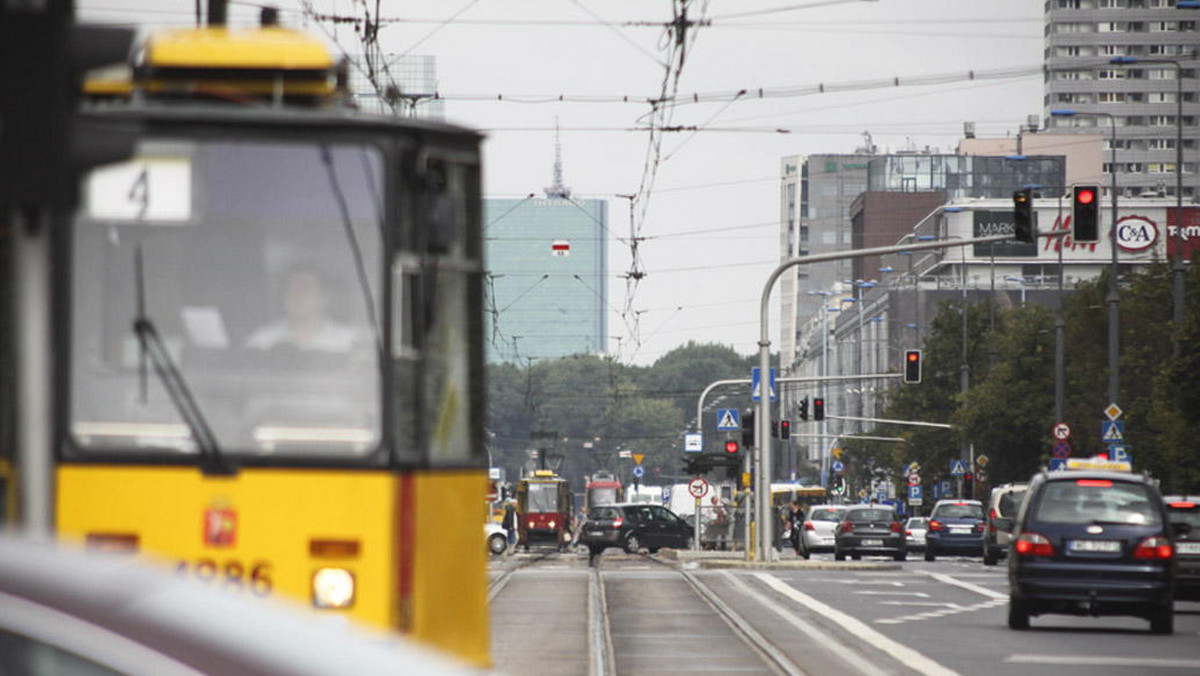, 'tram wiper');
132,247,233,475
320,144,384,362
